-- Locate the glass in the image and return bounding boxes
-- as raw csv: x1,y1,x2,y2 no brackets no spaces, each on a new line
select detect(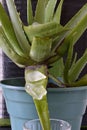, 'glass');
23,119,71,130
